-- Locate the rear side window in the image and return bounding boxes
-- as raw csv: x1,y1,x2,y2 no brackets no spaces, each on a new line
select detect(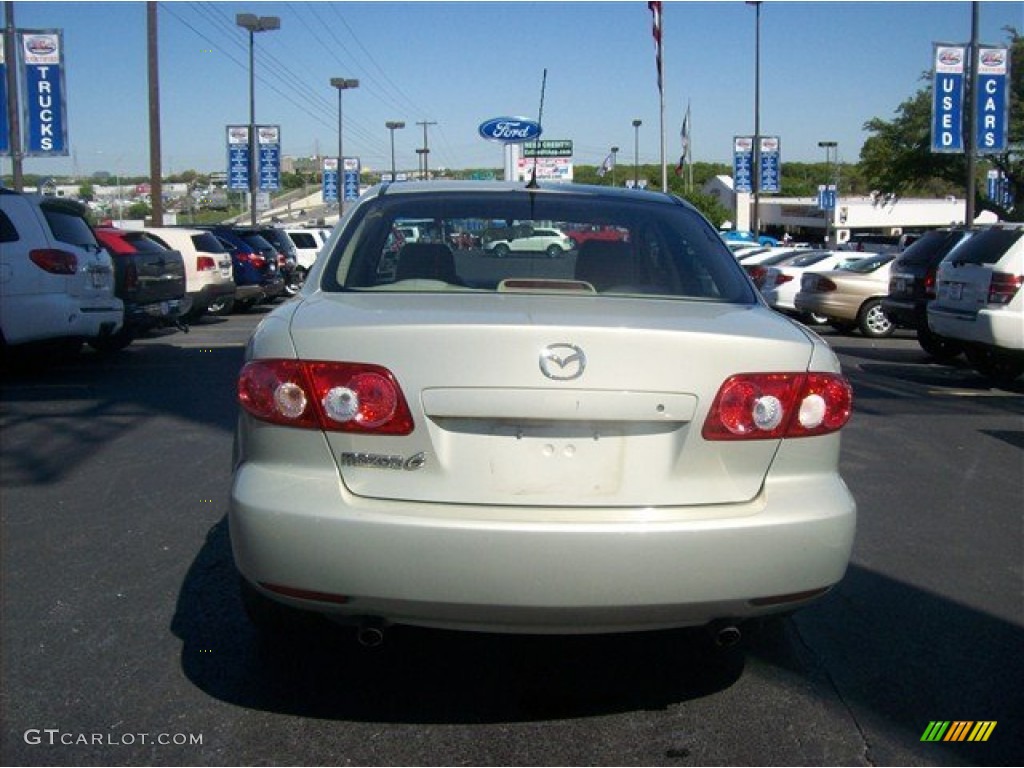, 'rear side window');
0,210,18,243
289,232,318,249
41,207,99,249
947,228,1023,266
